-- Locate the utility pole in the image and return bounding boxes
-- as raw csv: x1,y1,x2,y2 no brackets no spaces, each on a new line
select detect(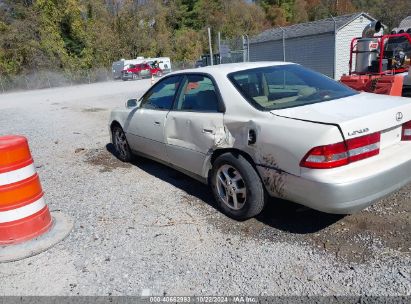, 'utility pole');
218,31,222,64
218,32,221,57
244,34,250,62
279,26,286,62
208,27,214,66
242,35,246,62
330,14,337,79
